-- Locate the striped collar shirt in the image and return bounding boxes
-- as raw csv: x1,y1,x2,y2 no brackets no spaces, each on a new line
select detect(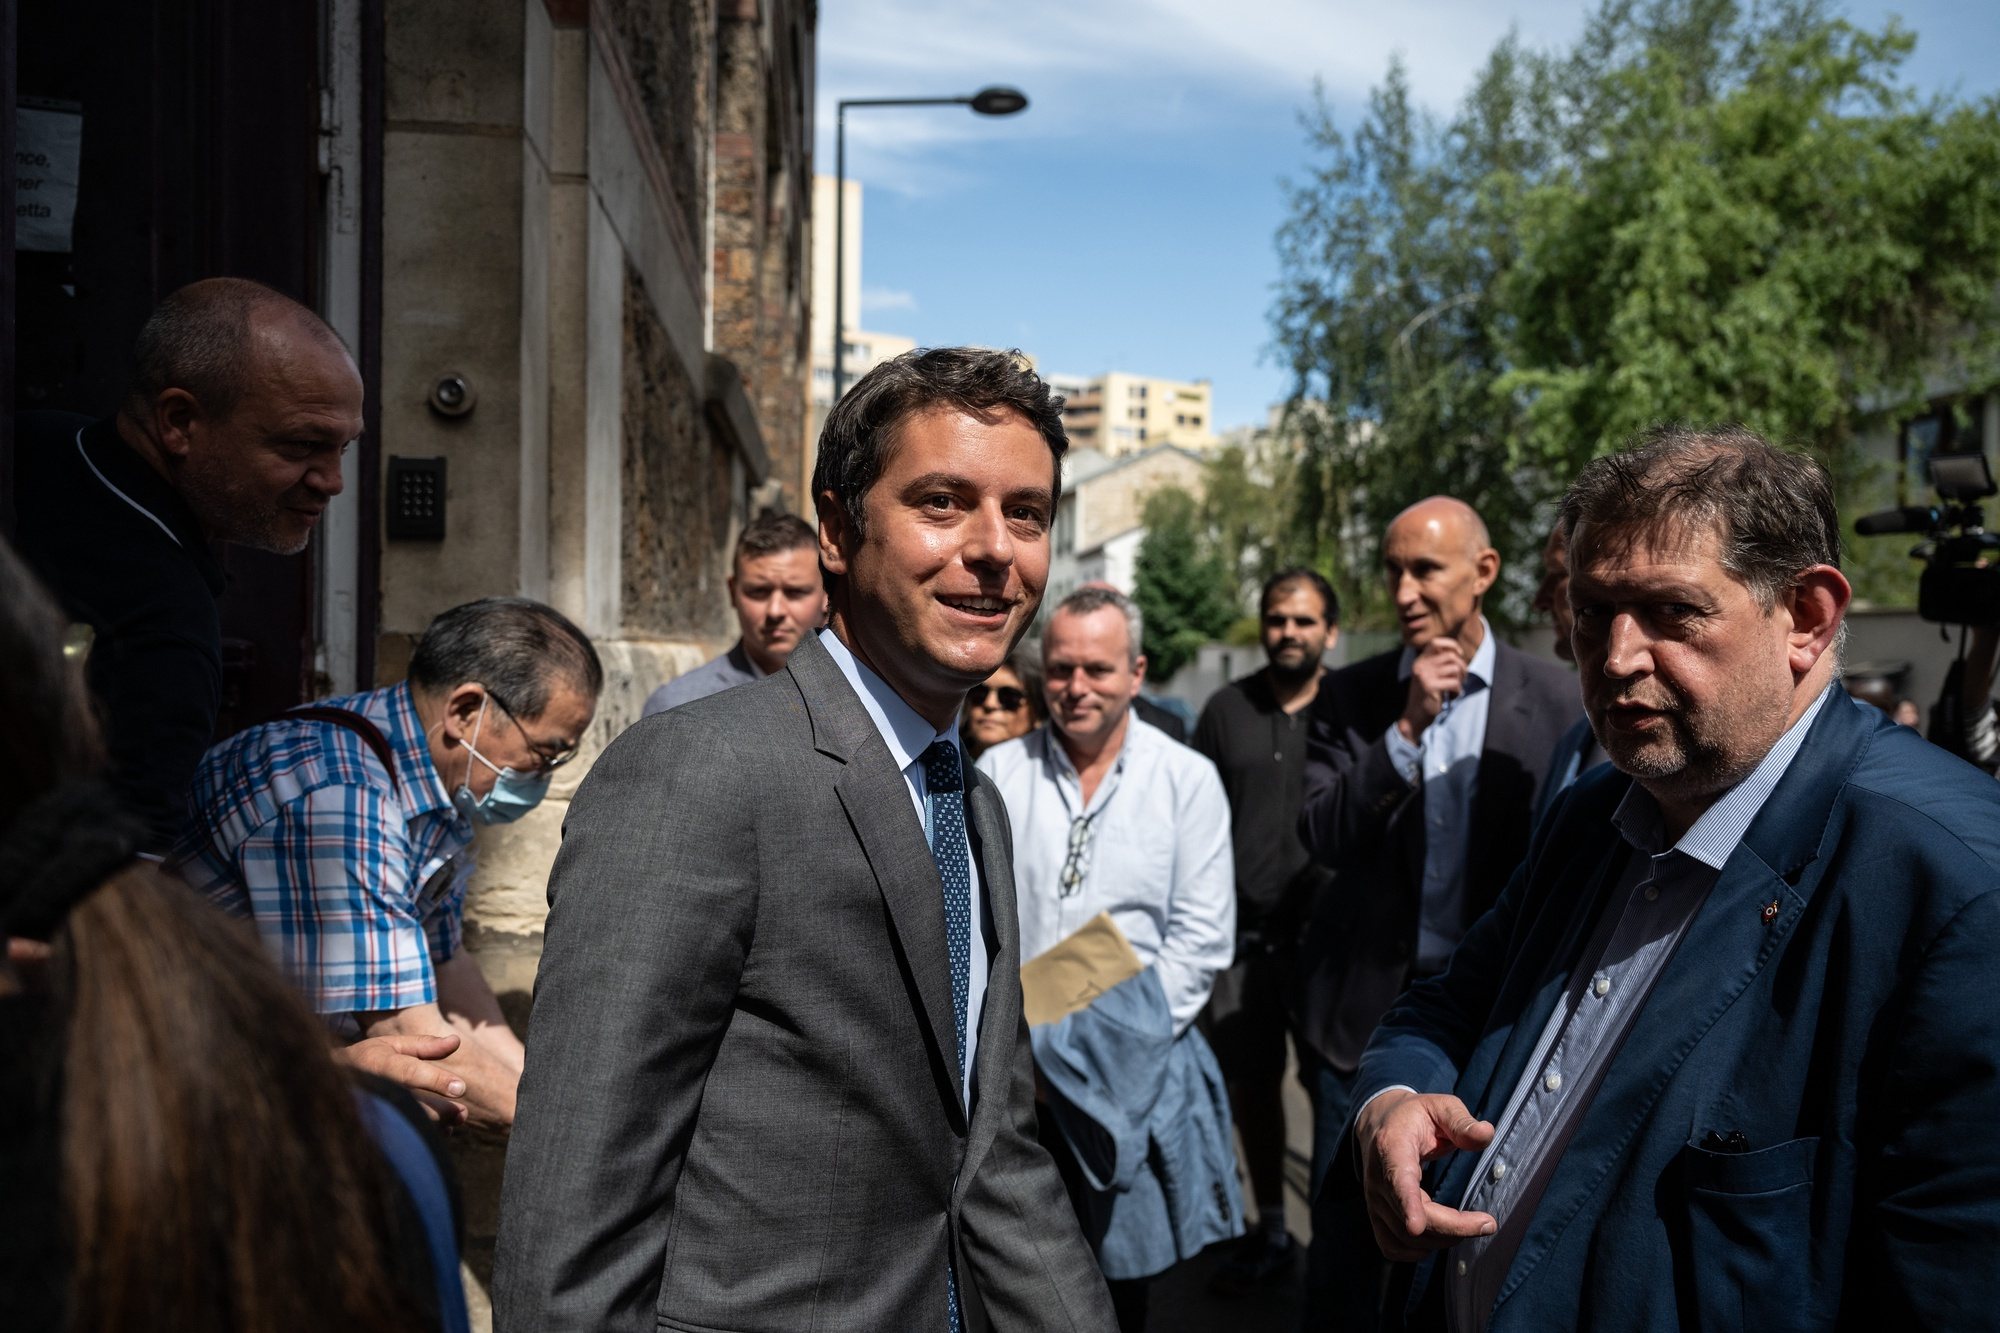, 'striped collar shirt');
169,681,476,1017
